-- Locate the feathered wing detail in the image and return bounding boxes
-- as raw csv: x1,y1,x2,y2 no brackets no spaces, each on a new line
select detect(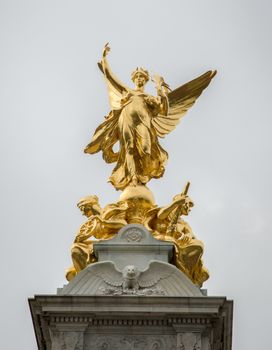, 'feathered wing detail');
97,59,130,110
92,261,123,287
138,261,173,288
152,70,217,138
